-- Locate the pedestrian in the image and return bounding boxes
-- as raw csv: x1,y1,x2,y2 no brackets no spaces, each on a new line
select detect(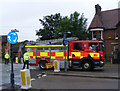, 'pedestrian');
4,52,10,64
22,51,31,69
